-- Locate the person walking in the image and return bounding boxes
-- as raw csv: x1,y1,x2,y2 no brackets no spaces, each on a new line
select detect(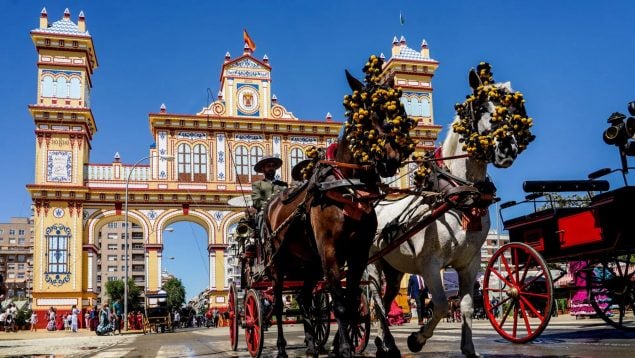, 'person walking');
112,299,123,334
30,311,38,332
408,274,428,325
71,305,80,332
